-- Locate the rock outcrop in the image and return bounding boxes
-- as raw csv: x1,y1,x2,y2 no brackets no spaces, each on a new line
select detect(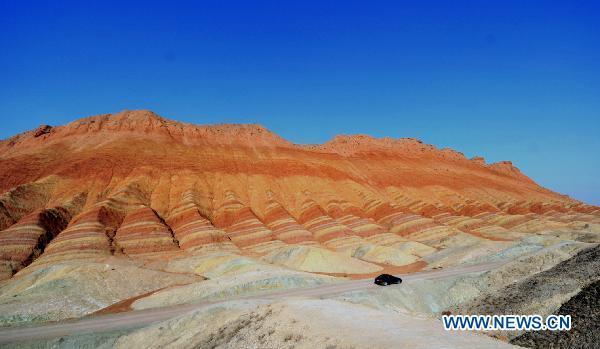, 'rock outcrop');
0,109,597,281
